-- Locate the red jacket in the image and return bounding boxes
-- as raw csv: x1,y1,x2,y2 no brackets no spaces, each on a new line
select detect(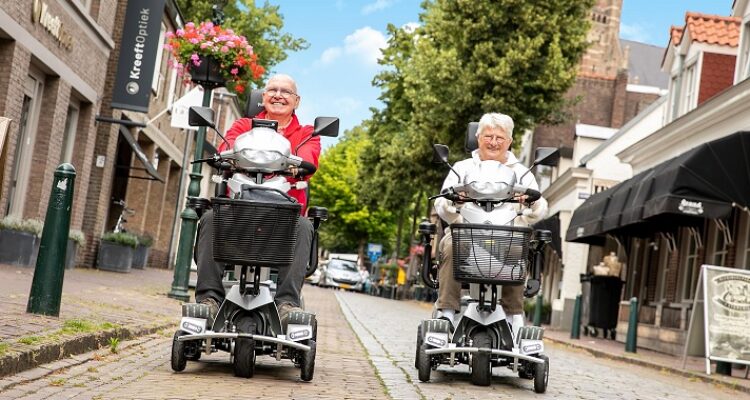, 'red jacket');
219,111,320,213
